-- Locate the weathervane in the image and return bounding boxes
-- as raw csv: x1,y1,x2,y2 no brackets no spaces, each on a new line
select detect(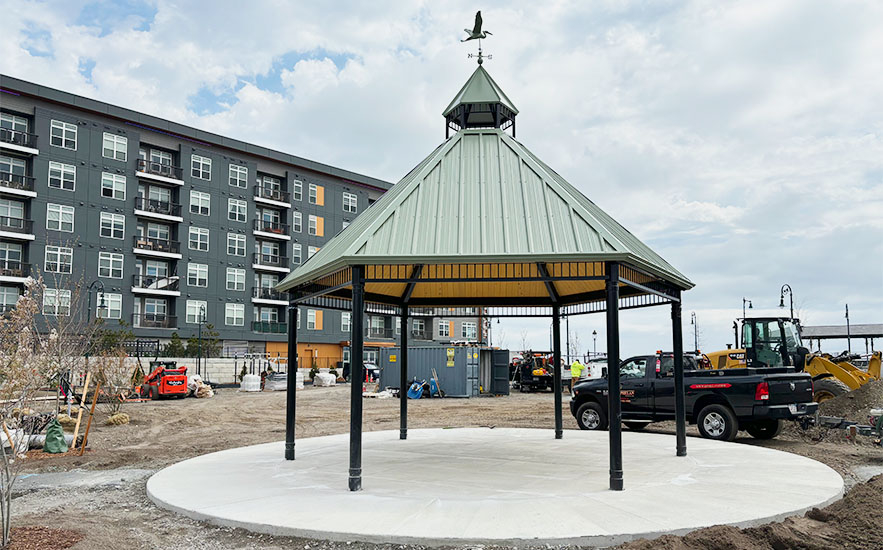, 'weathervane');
462,11,492,65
